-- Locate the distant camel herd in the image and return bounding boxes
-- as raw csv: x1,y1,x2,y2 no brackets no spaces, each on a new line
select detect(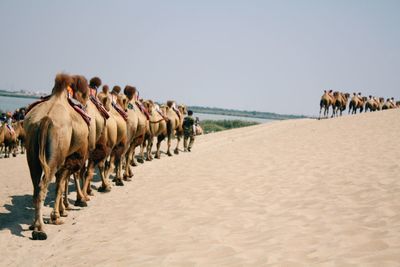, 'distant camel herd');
1,74,200,240
319,90,399,119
